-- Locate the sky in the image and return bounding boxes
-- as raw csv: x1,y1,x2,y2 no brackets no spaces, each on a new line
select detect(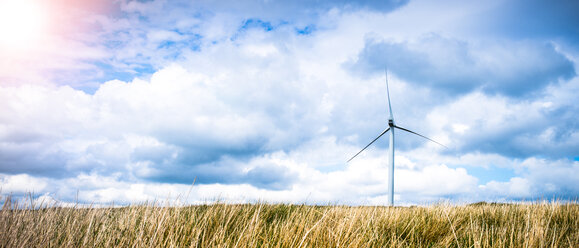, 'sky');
0,0,578,206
